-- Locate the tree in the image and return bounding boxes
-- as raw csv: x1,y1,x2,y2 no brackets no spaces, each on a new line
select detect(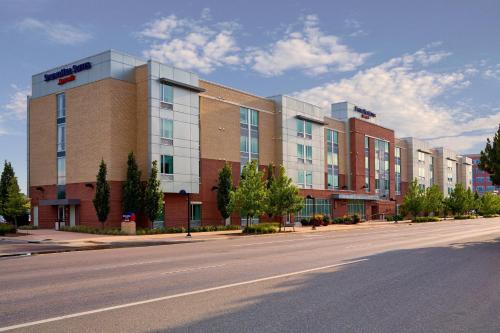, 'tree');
446,183,473,216
93,160,110,228
144,160,163,226
216,162,234,224
0,161,15,217
402,179,425,219
479,192,499,216
122,152,142,214
423,184,444,216
267,165,304,230
4,177,30,227
479,125,500,185
230,160,268,227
